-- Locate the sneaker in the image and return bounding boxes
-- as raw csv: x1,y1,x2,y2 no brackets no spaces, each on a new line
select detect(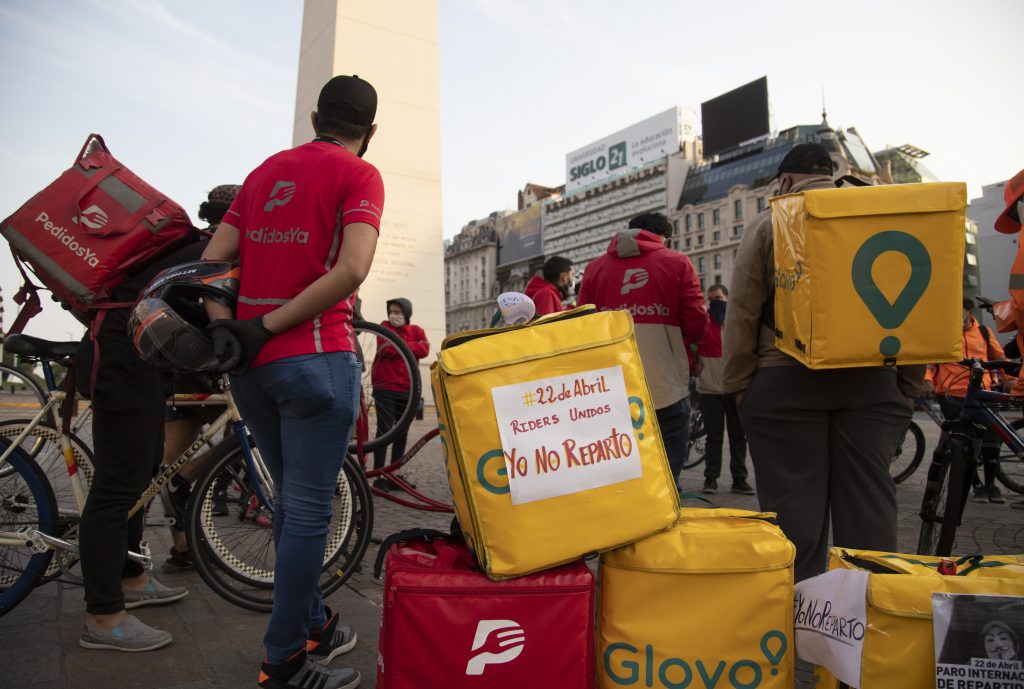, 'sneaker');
731,481,756,495
971,485,988,503
161,547,193,574
986,485,1007,504
307,609,358,663
123,576,189,609
702,479,718,494
258,650,360,689
212,487,229,516
79,614,173,652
